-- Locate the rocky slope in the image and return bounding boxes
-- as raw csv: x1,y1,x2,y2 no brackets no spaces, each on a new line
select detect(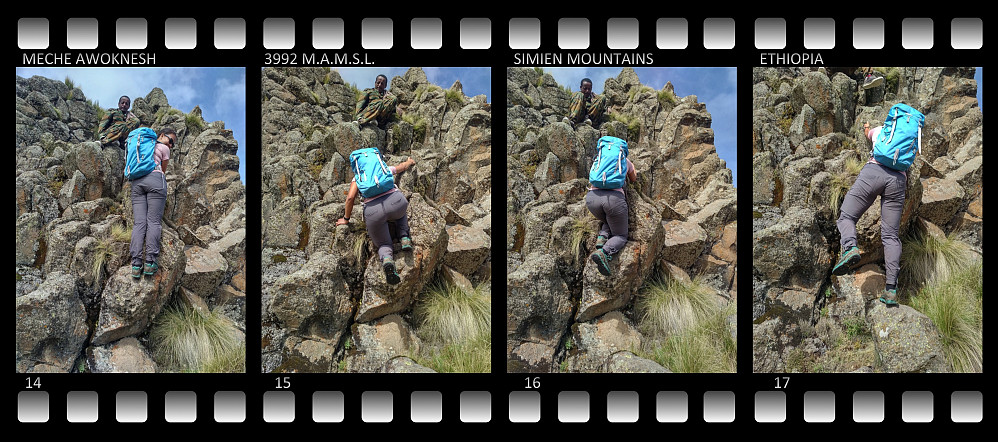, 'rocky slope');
260,67,492,373
16,75,247,373
752,67,982,372
506,67,737,373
